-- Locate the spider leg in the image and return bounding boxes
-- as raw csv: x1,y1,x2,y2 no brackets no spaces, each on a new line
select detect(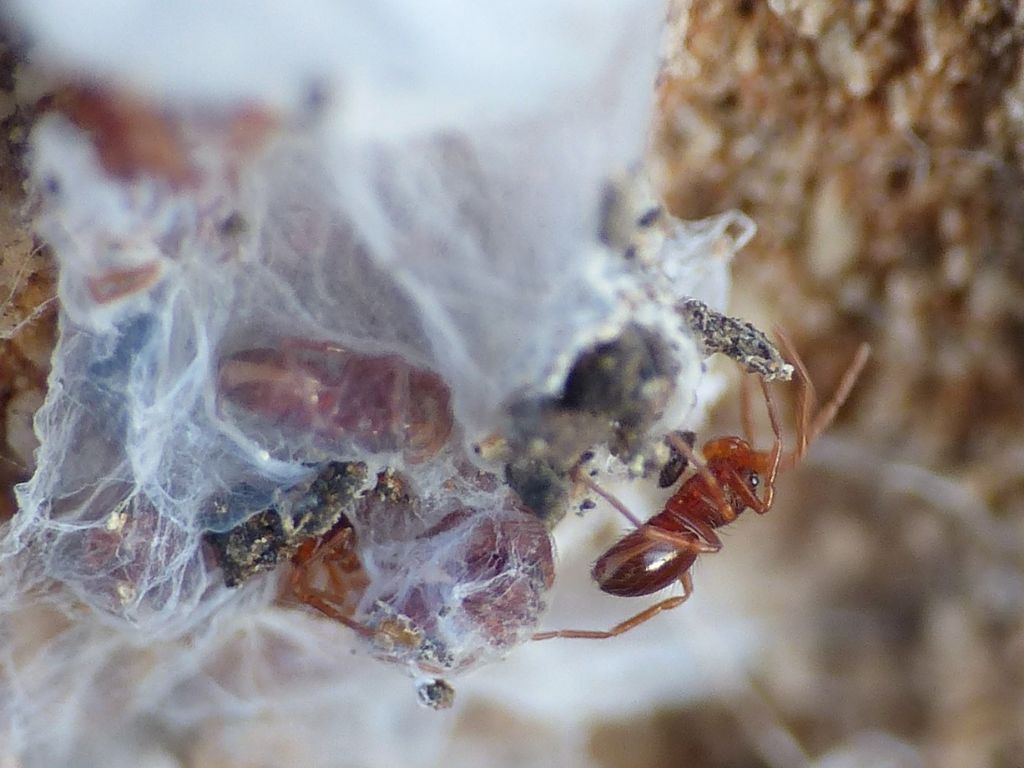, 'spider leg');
294,588,375,639
288,539,321,596
325,559,350,598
